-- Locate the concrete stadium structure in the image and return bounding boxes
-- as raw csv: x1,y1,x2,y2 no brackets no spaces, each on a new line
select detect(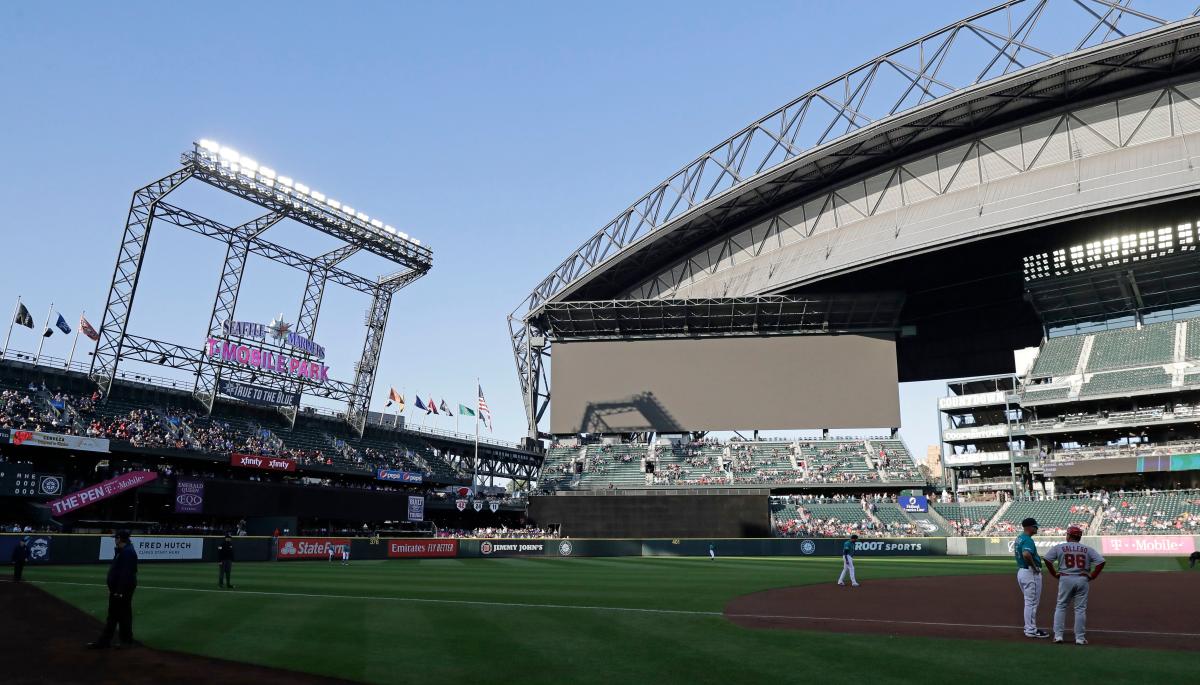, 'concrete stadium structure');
512,0,1200,441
